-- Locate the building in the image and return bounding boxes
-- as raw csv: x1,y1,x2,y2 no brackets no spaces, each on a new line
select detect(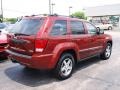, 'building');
84,4,120,28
